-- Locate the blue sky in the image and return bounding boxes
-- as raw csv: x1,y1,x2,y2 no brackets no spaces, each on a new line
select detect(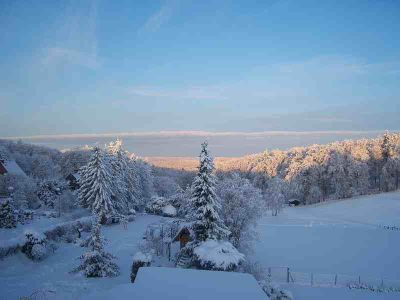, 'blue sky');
1,0,400,137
